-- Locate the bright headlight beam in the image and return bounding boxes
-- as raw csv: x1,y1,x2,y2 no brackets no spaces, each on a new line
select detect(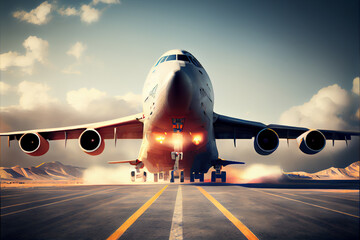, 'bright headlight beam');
192,135,202,145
